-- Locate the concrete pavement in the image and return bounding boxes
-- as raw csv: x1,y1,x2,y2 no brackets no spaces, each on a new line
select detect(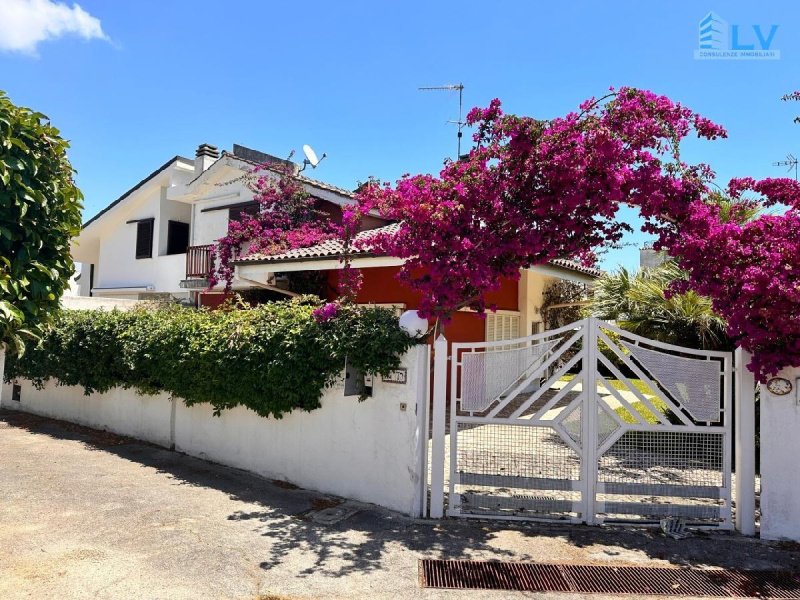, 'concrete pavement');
1,408,798,600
